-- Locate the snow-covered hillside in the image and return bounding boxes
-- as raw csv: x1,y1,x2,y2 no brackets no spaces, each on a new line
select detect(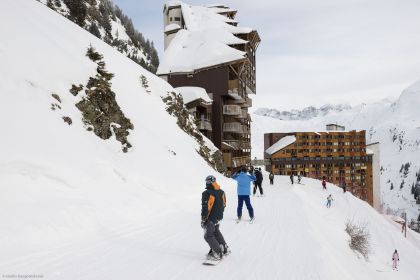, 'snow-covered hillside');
1,0,420,279
39,0,159,73
252,84,420,220
255,104,352,121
